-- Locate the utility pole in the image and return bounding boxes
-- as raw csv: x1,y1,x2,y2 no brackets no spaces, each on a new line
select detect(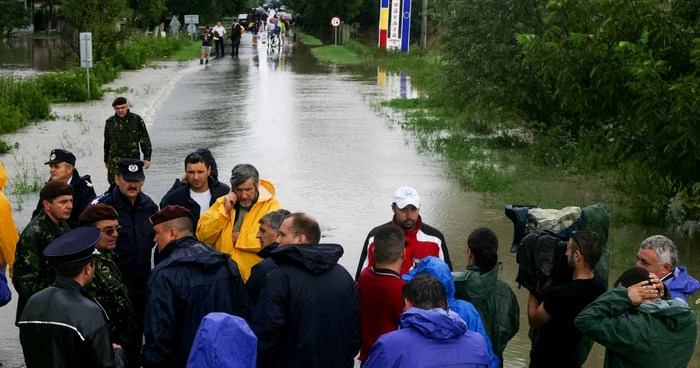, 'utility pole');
420,0,428,48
